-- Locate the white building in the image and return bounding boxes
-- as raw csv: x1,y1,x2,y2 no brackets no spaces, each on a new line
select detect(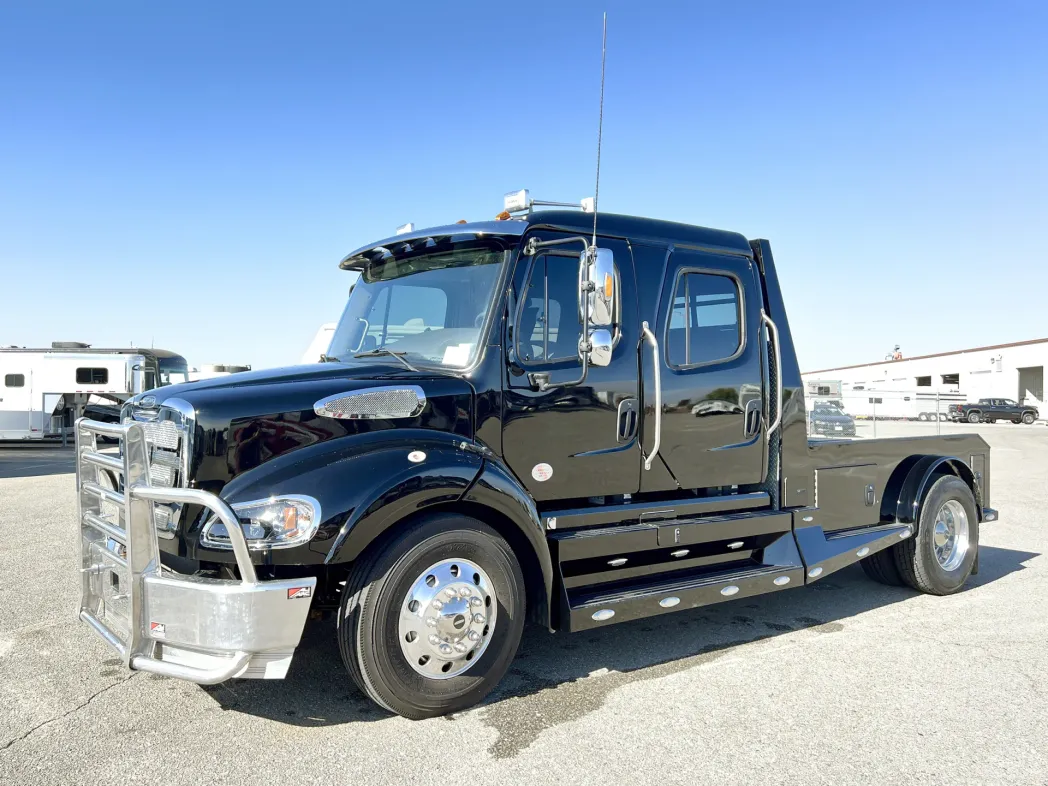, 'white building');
803,338,1046,418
